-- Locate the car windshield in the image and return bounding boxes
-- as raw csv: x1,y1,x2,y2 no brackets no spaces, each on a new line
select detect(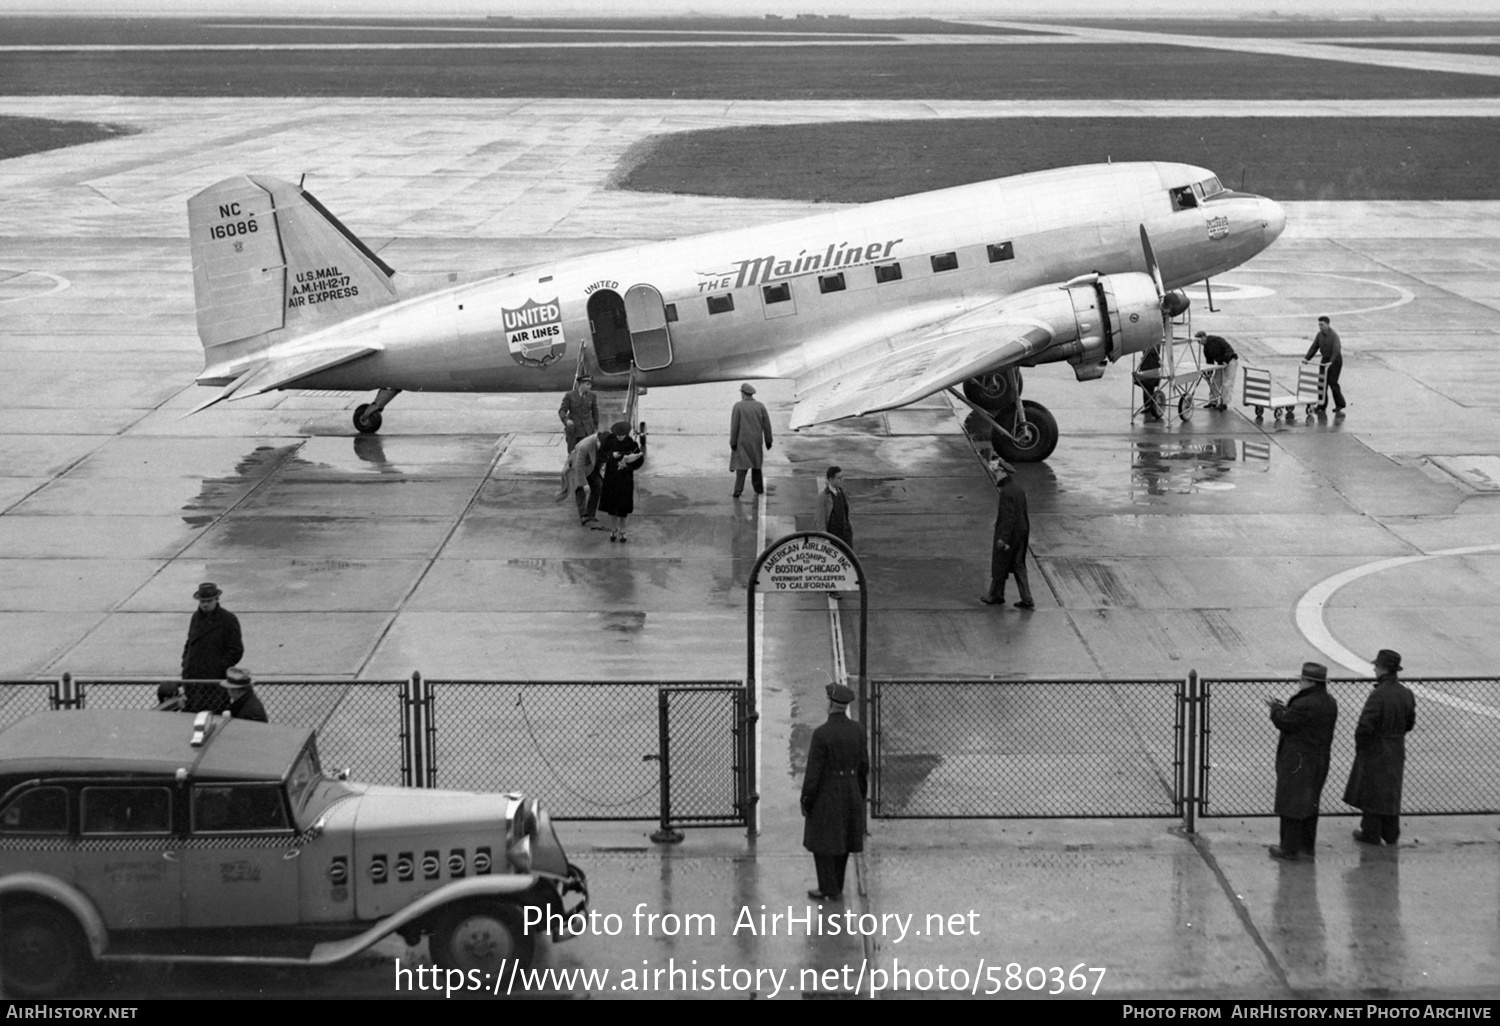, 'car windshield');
286,743,322,814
